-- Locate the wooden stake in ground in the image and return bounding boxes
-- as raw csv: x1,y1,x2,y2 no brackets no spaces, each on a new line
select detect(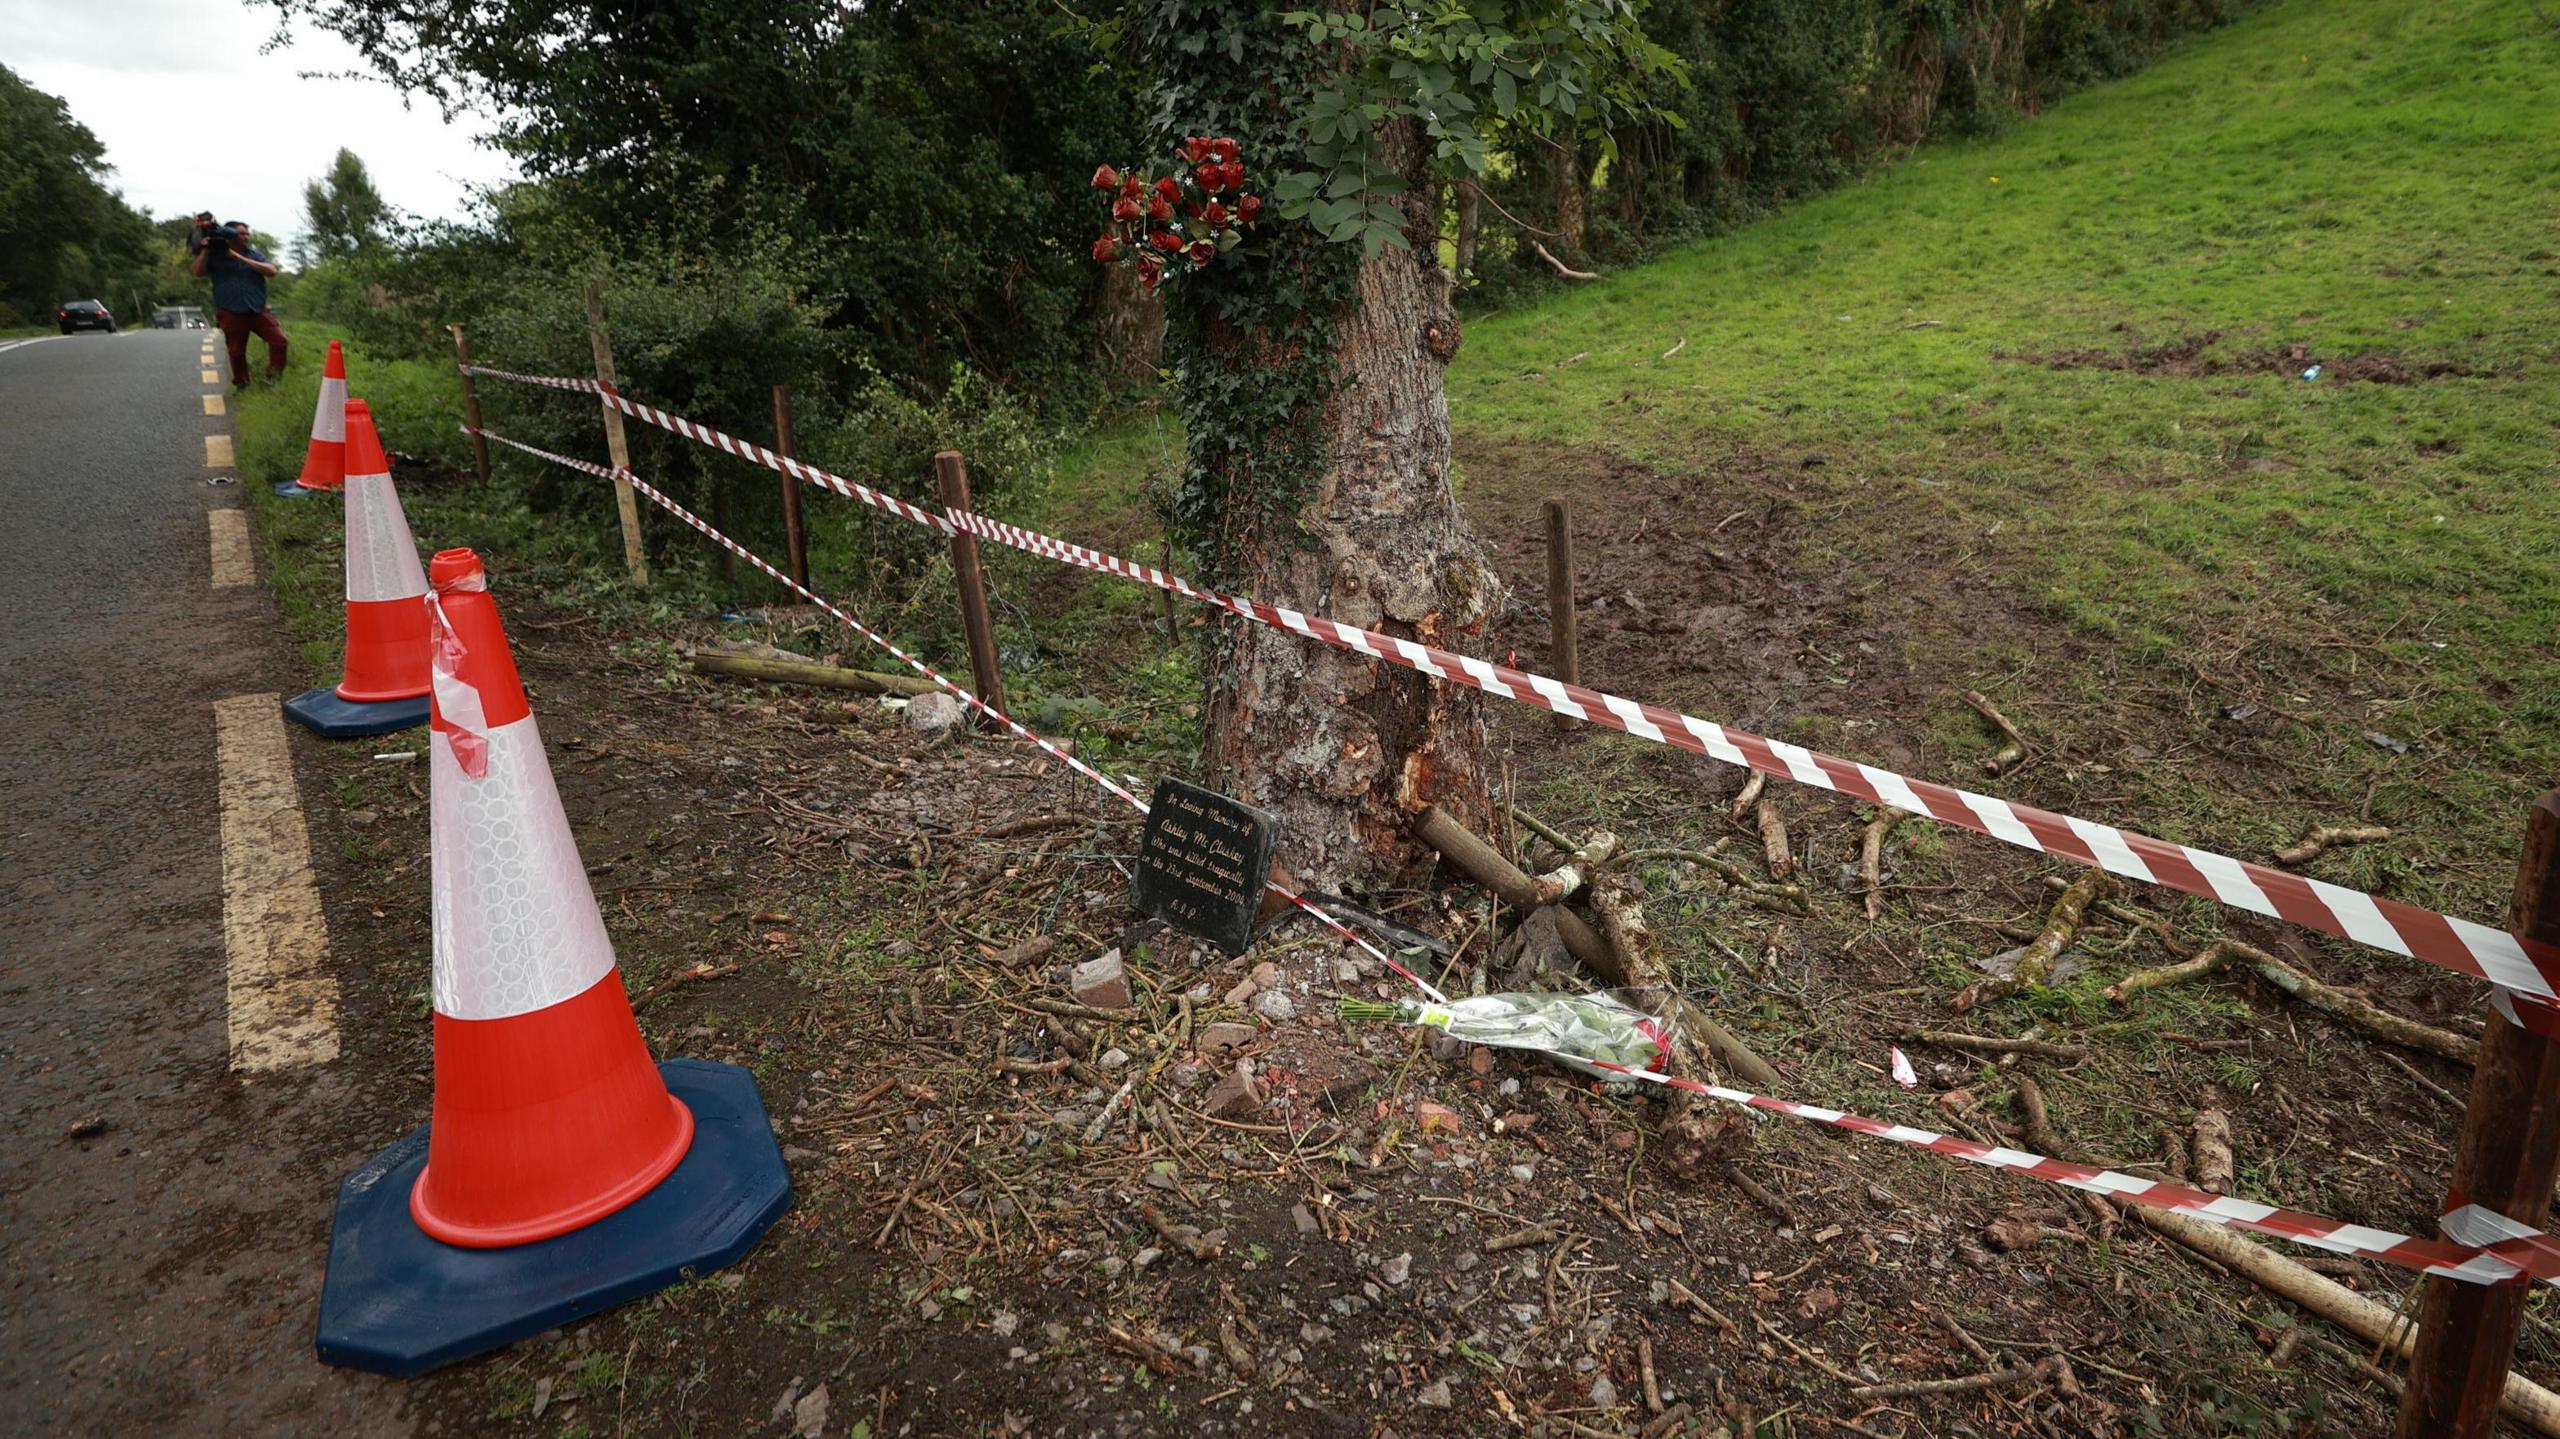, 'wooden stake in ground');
1544,498,1581,734
581,281,650,587
932,451,1006,725
449,323,491,488
2395,790,2560,1438
771,384,810,590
